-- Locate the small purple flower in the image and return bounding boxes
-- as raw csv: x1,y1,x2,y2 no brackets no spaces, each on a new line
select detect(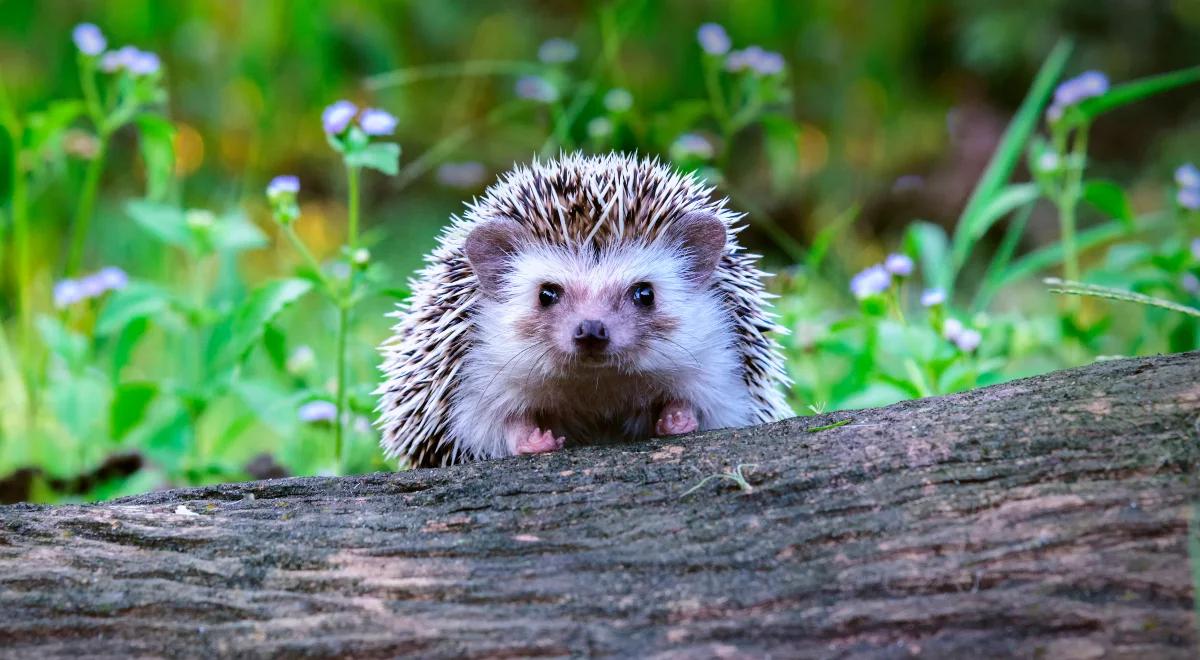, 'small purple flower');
697,23,731,56
943,318,964,341
1183,272,1200,295
537,38,578,64
298,400,337,423
72,23,106,56
322,100,357,135
1054,71,1109,106
1175,163,1200,189
1191,238,1200,261
94,266,128,291
1047,71,1109,123
127,50,160,76
603,88,633,113
670,133,715,161
850,264,892,299
286,346,316,375
750,50,785,76
954,328,982,353
1037,152,1061,173
1178,187,1200,211
359,108,397,136
53,266,127,309
53,280,84,309
515,76,558,103
884,253,914,277
99,45,137,73
587,117,613,140
921,289,946,307
435,161,486,189
726,46,785,75
267,175,300,198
